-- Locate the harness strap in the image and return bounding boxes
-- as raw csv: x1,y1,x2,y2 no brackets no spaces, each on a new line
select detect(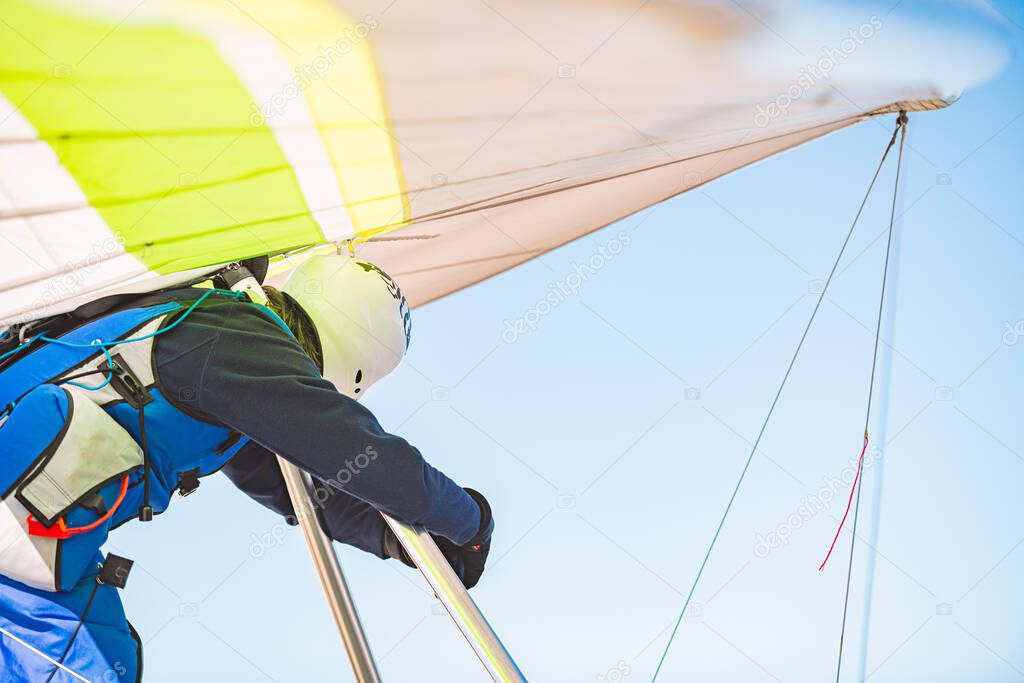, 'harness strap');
4,287,250,524
138,406,153,522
